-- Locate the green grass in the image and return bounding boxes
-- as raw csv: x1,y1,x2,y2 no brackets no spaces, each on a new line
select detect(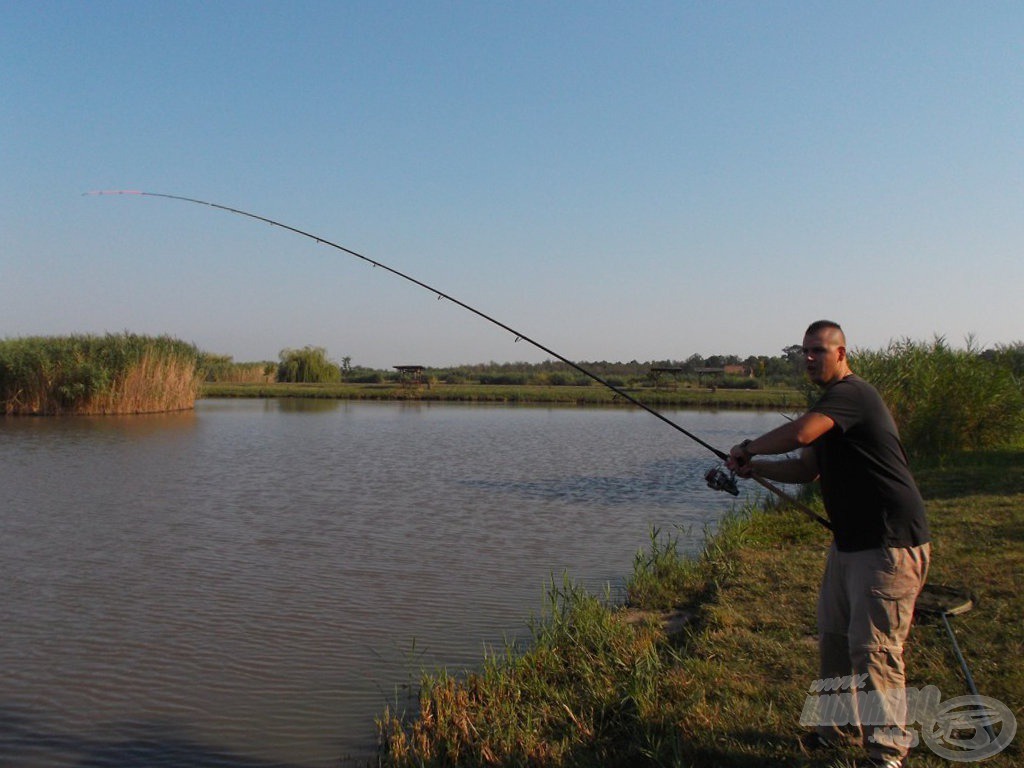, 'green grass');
201,381,804,410
373,448,1024,767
